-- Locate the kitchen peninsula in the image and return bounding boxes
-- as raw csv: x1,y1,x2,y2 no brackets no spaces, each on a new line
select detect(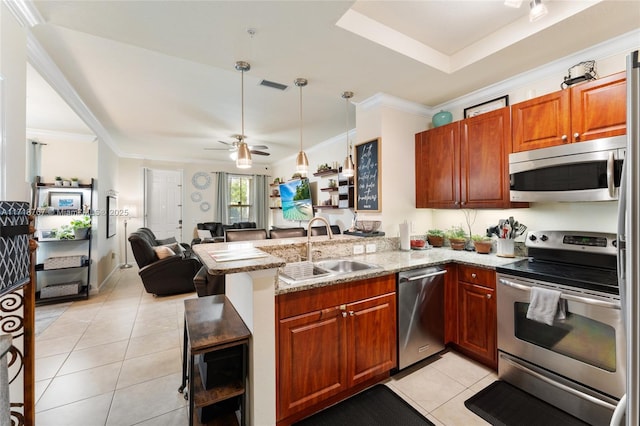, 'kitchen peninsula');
192,235,521,425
